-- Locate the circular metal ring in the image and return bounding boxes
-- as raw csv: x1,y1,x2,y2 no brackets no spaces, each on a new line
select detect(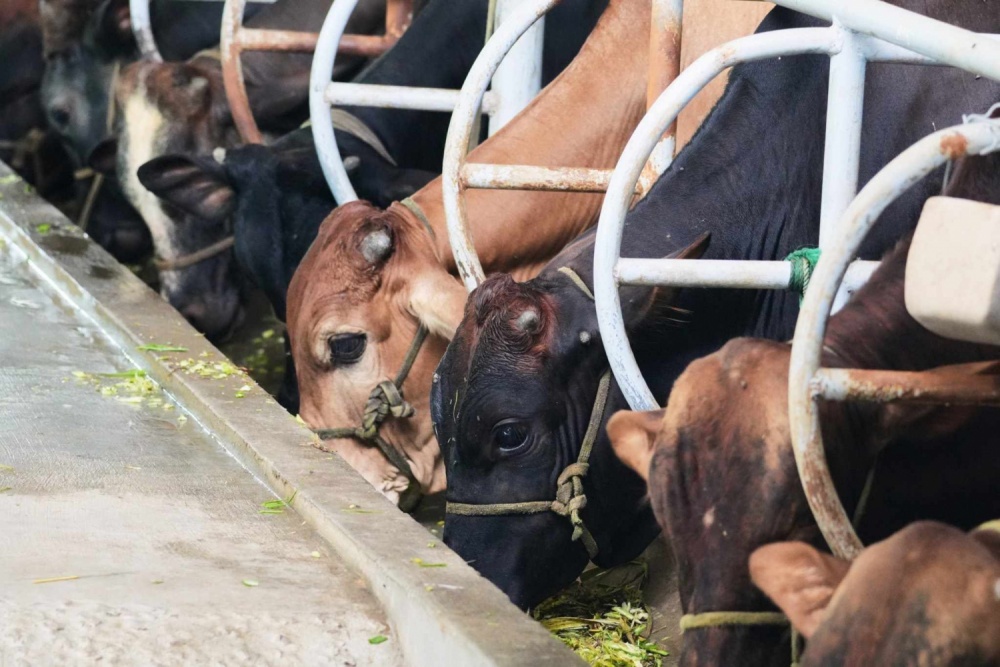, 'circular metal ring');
129,0,162,62
787,120,1000,559
593,28,839,411
441,0,558,292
